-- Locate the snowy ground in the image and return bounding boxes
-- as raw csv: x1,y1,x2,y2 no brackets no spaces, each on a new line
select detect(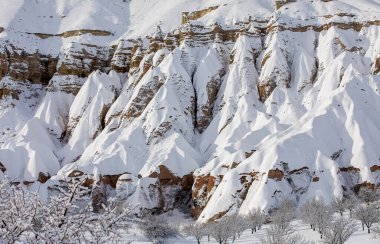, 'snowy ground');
123,223,380,244
120,211,380,244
